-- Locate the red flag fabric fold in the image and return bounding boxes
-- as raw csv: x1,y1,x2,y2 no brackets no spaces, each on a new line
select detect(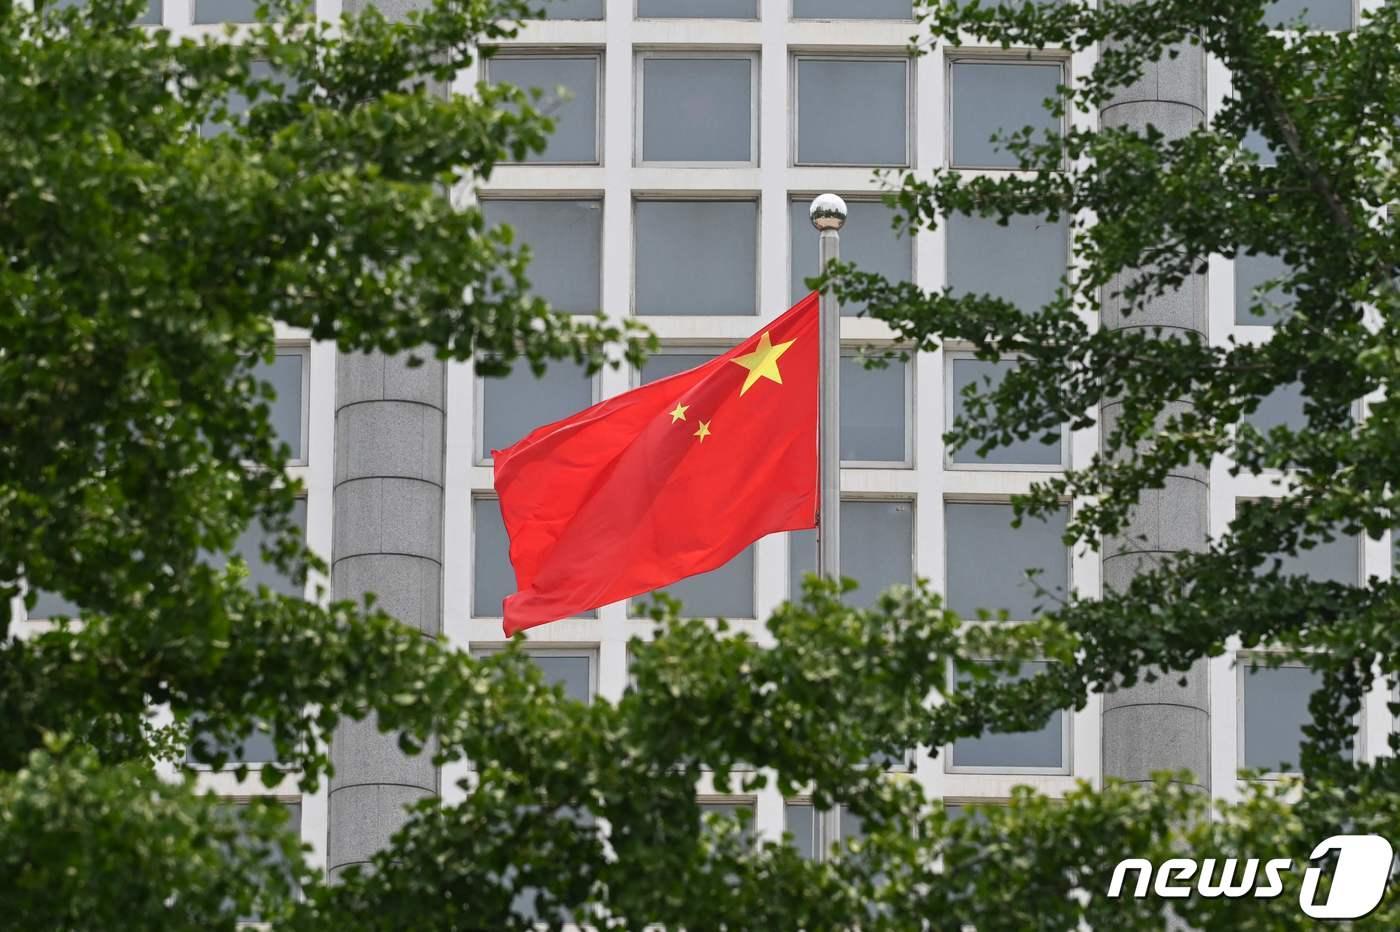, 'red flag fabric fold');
493,293,819,634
